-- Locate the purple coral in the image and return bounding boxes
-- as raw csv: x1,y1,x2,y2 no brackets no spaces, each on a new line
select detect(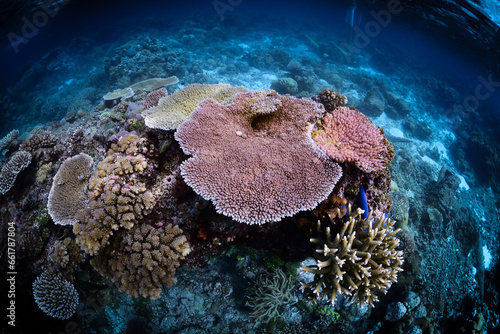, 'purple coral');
313,106,394,173
143,88,167,109
175,90,342,225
